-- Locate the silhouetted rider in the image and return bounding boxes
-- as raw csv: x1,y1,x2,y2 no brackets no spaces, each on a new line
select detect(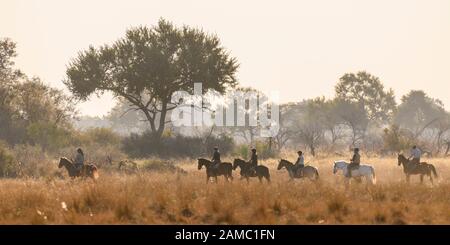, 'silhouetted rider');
347,148,360,178
211,147,221,169
249,148,258,174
